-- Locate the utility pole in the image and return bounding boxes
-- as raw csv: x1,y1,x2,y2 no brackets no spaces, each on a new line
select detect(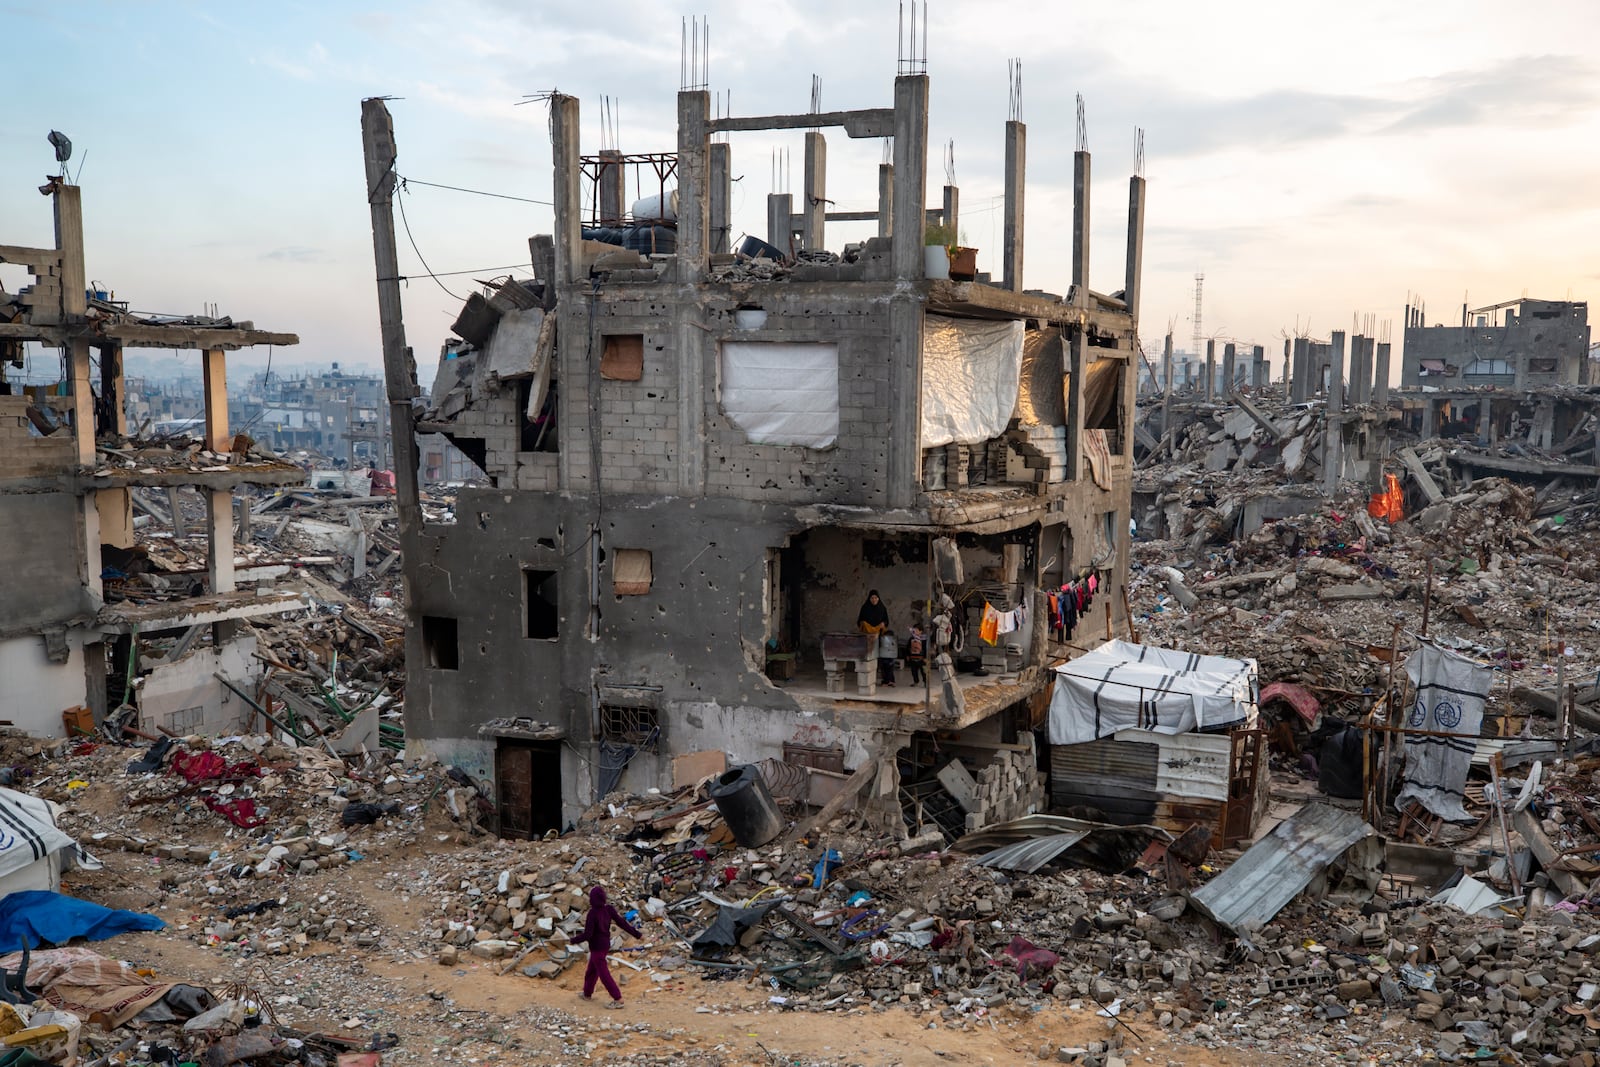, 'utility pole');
361,98,423,581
